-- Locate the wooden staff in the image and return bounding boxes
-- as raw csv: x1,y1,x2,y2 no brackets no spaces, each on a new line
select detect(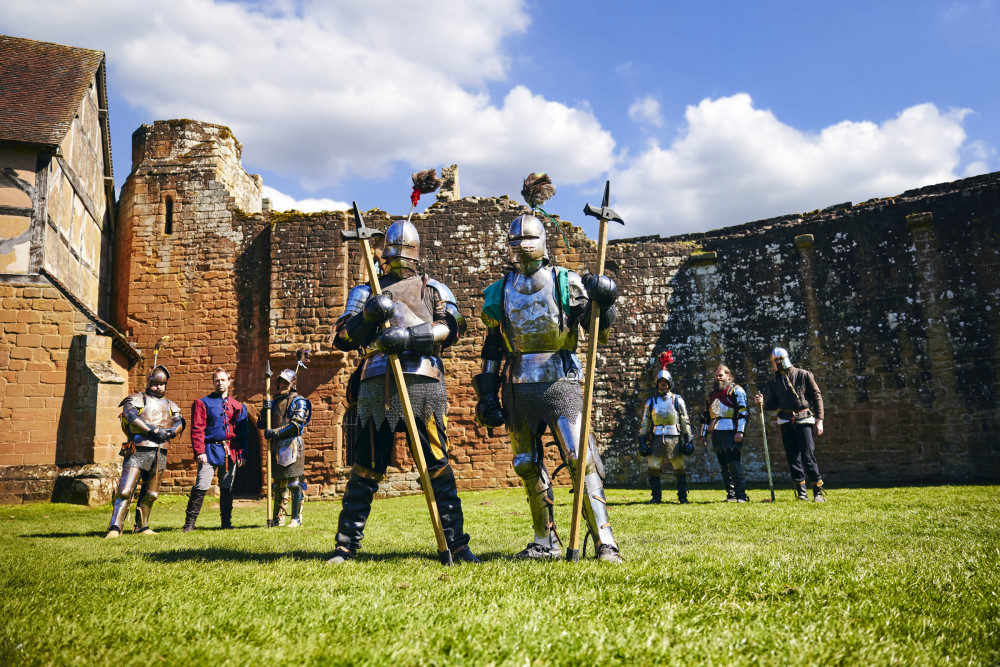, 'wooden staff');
566,181,624,562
